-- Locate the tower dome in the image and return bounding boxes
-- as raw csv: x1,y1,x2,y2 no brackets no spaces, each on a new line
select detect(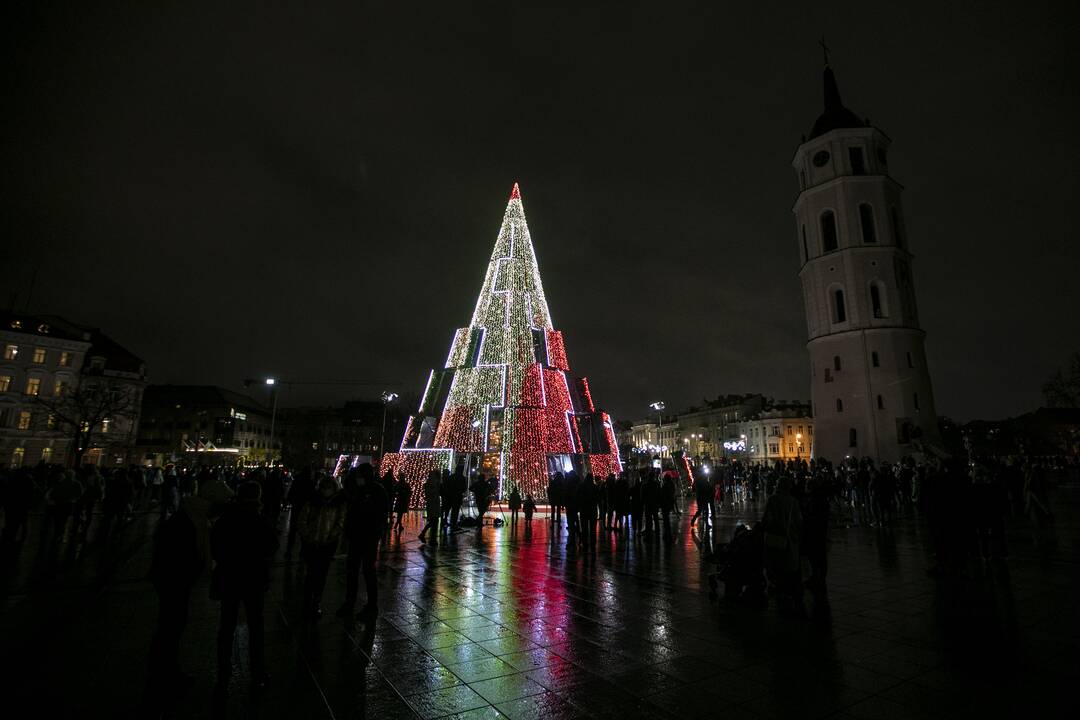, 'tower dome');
808,65,867,139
